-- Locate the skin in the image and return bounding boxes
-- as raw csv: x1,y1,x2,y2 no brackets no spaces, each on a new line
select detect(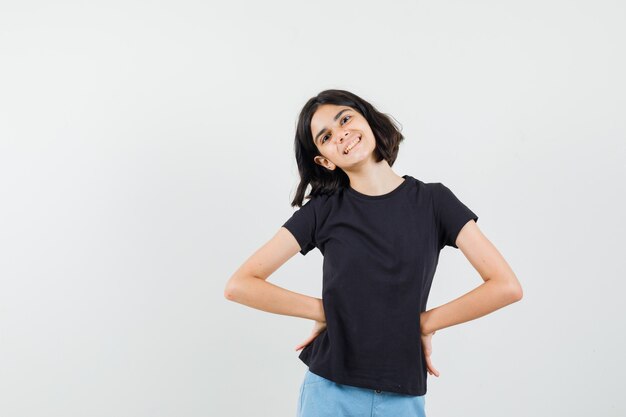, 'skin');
309,104,407,197
225,103,523,380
